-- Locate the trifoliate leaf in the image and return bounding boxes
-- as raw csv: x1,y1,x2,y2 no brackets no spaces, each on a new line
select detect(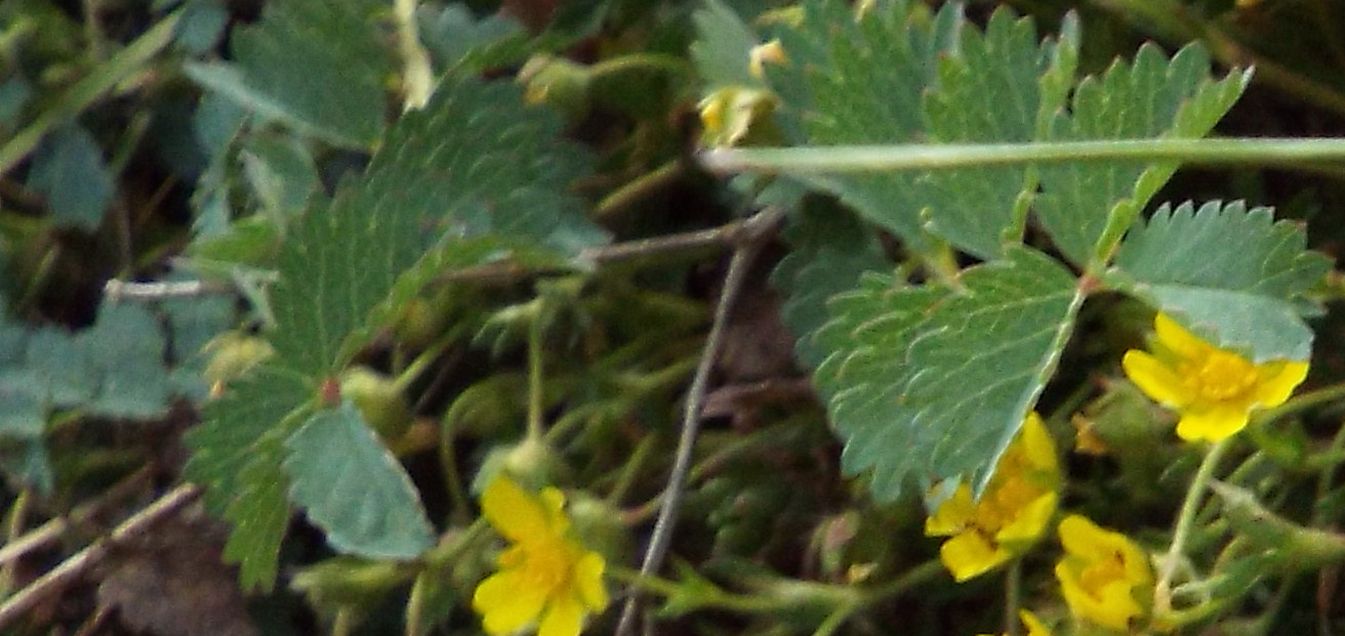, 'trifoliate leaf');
691,0,763,90
763,0,960,250
417,4,528,73
1107,200,1331,361
268,77,605,376
184,0,392,148
815,248,1082,500
26,125,113,230
771,204,888,369
920,9,1074,259
1035,44,1249,268
283,401,435,559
